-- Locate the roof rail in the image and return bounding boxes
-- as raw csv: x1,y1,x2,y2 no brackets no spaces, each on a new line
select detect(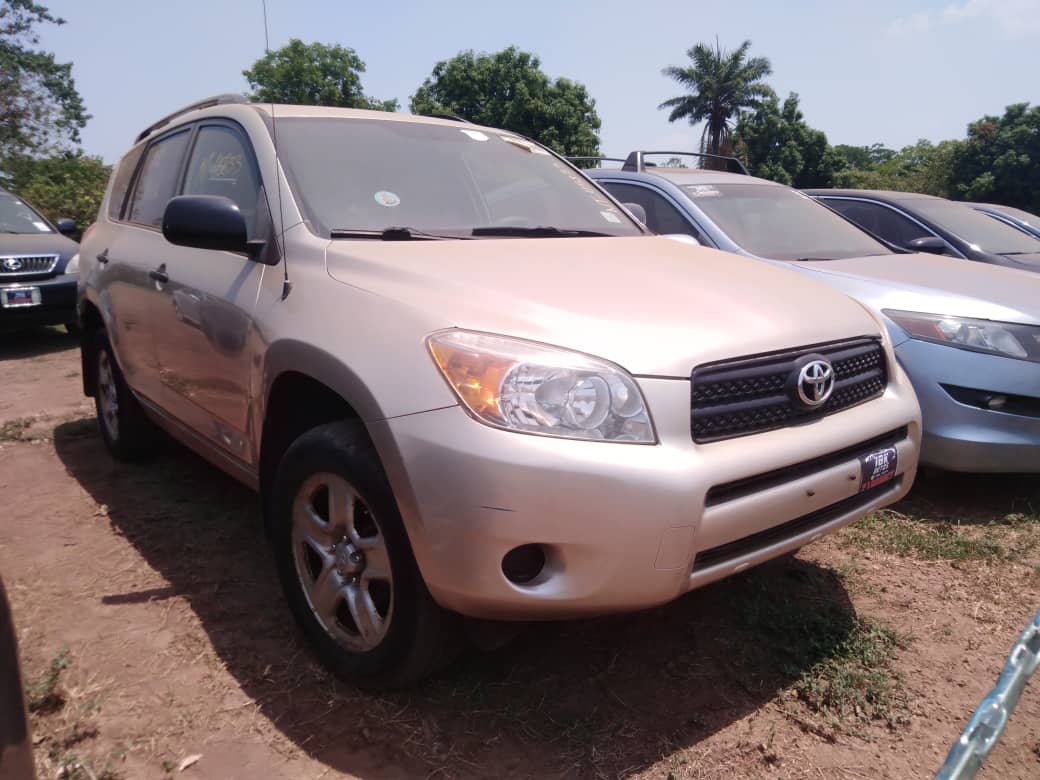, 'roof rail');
623,151,749,175
135,94,251,143
424,113,474,124
565,156,628,167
